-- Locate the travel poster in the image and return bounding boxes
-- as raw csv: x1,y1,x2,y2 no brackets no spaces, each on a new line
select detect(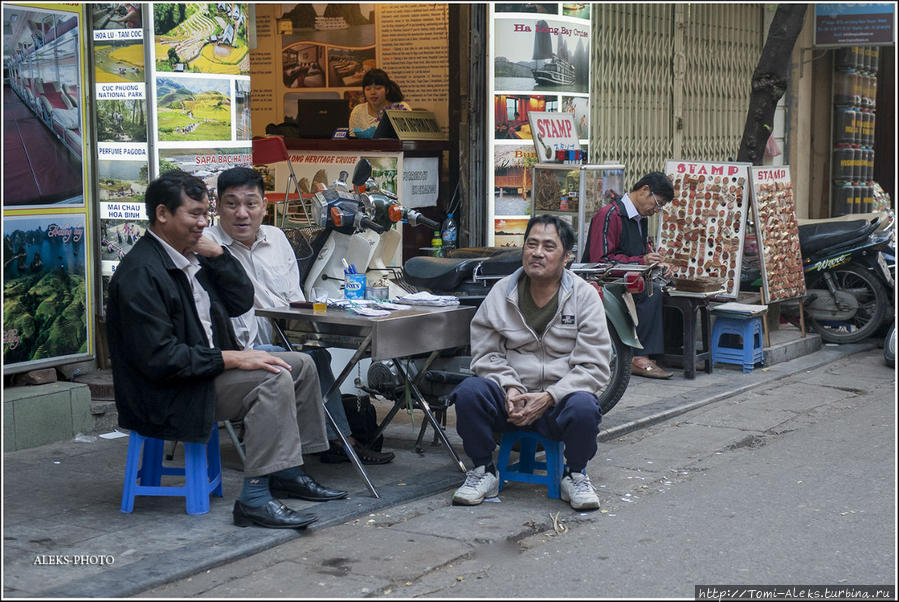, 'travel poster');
493,16,590,94
493,217,530,248
3,215,90,369
3,5,85,207
495,94,551,140
155,75,232,141
157,147,253,200
494,145,538,216
153,3,250,75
